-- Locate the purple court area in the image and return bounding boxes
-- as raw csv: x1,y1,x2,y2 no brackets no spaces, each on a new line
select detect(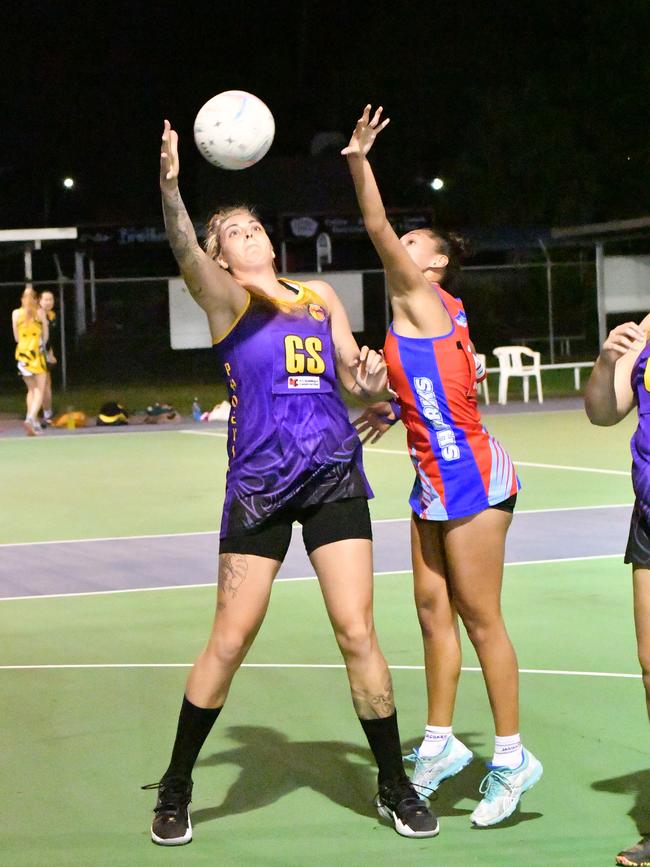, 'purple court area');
0,506,631,599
